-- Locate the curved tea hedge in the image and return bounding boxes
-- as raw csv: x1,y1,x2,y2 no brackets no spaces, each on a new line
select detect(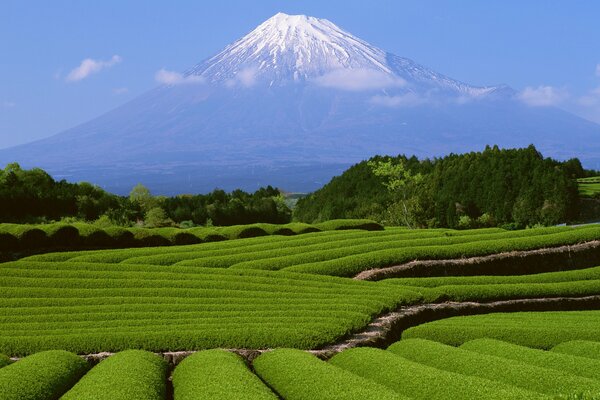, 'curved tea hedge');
402,311,600,349
388,339,600,396
552,341,600,360
329,347,543,400
0,219,382,255
0,260,420,356
0,350,88,400
173,350,277,400
461,339,600,381
61,350,167,400
253,349,405,400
